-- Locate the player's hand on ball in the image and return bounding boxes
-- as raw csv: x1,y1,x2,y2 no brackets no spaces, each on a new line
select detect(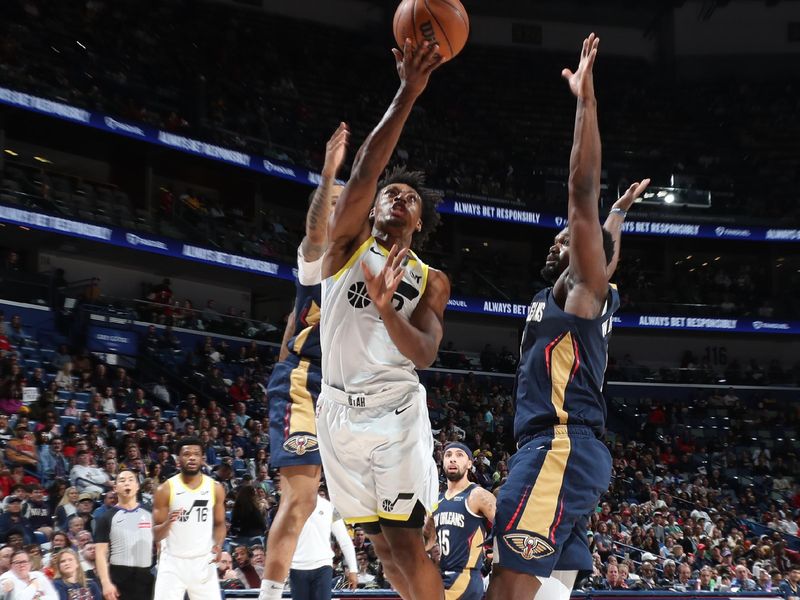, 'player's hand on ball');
392,39,443,96
361,244,408,314
562,33,599,100
615,178,650,212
